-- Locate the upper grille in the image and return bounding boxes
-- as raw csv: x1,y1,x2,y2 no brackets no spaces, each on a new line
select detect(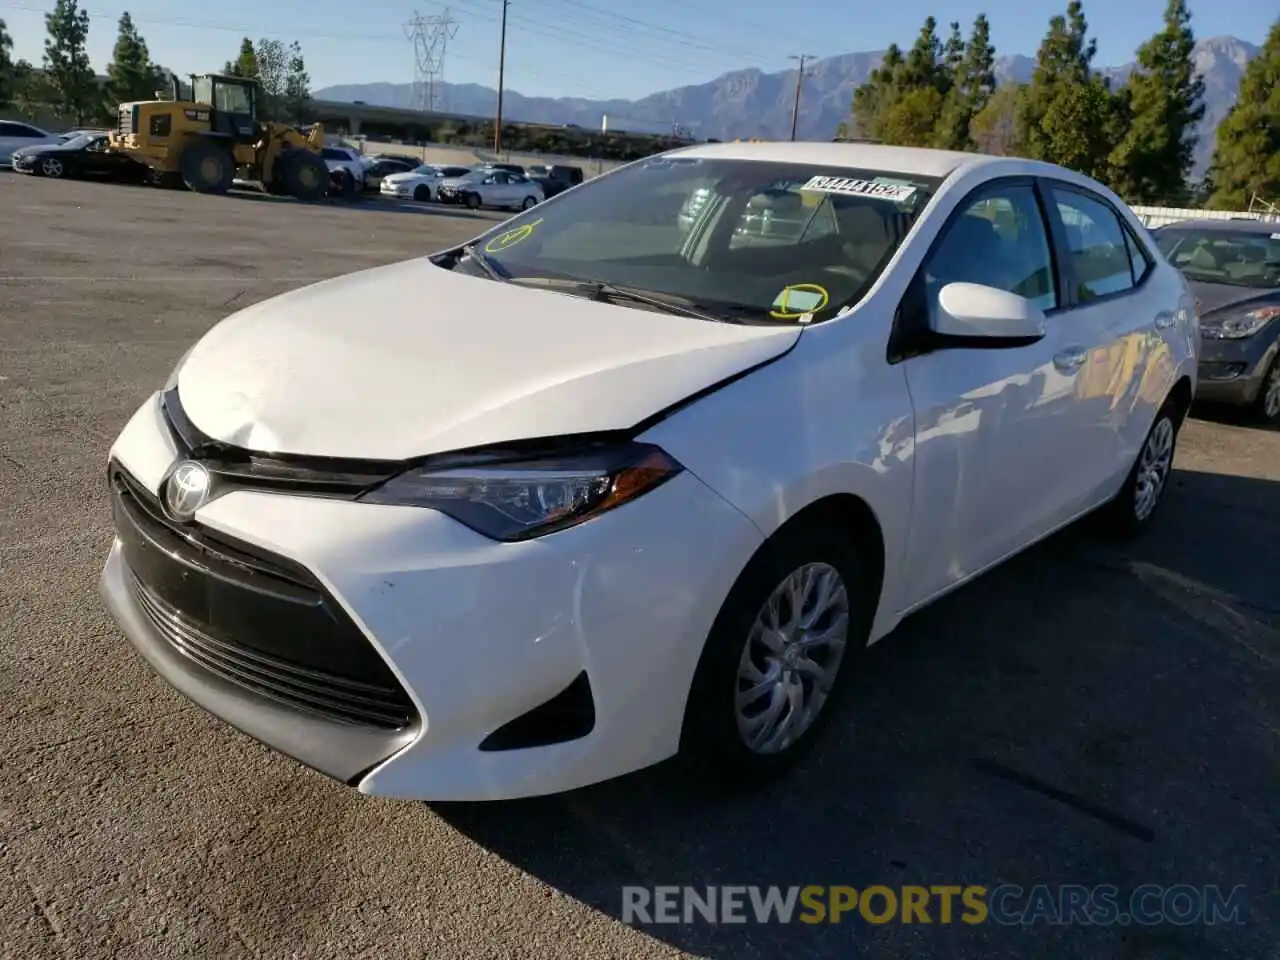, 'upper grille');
111,465,417,731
